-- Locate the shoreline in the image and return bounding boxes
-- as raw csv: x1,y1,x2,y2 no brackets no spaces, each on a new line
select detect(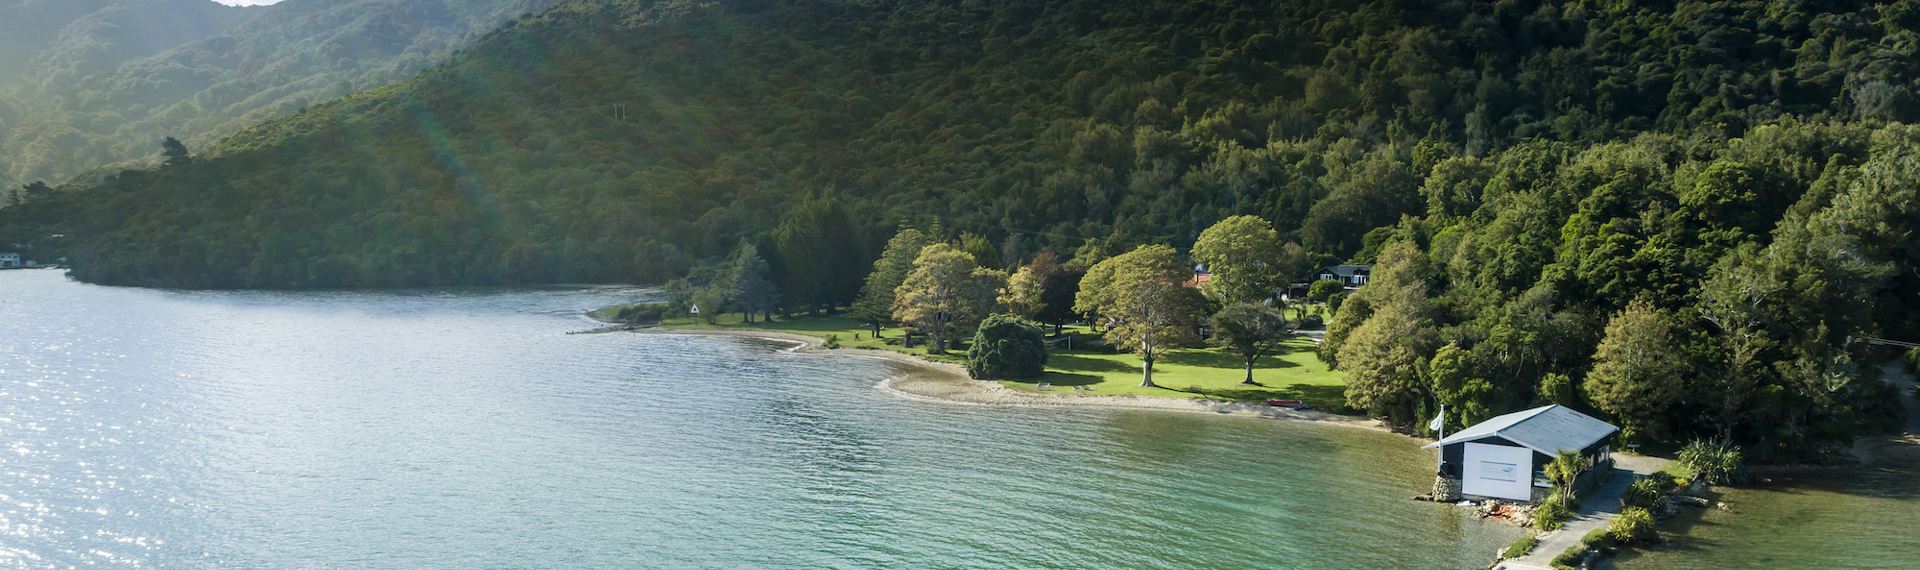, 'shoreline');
632,326,1385,431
